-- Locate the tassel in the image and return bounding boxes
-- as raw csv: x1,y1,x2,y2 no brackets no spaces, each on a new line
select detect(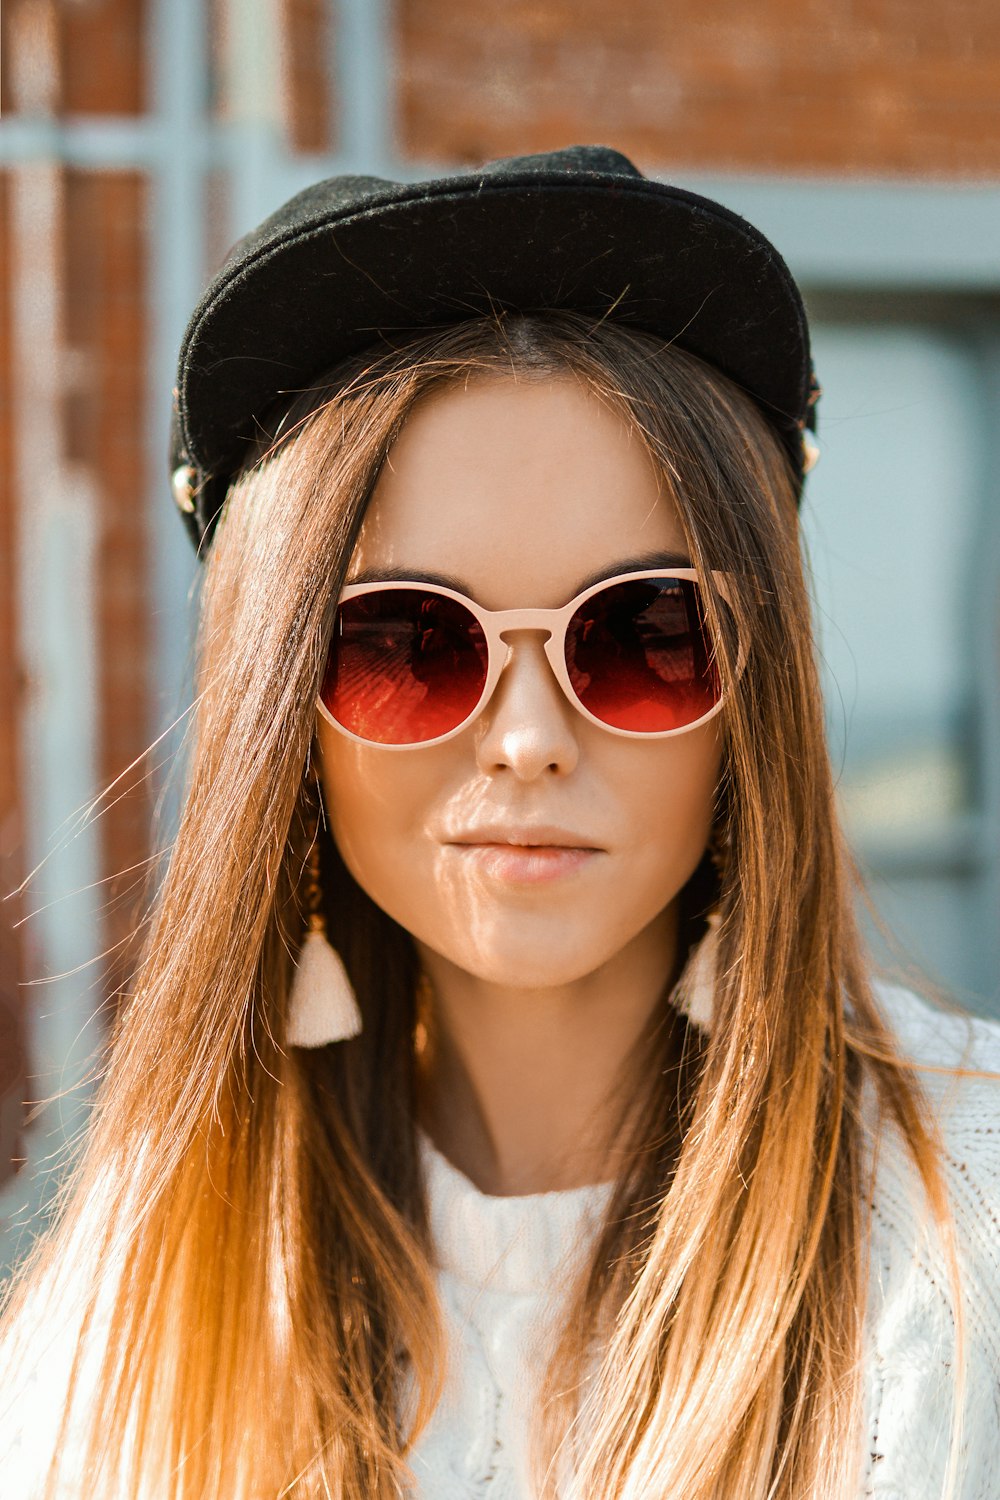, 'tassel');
669,908,720,1034
287,821,363,1047
287,923,363,1046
